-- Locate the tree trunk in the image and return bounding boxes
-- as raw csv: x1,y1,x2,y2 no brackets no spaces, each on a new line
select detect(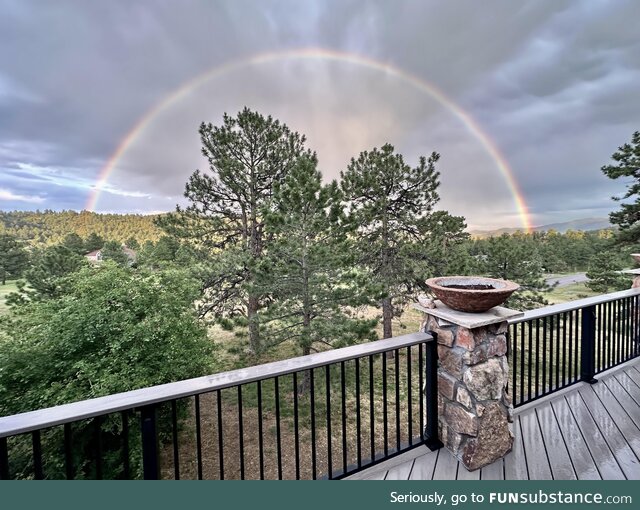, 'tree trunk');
247,294,260,354
382,296,393,339
297,345,312,396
